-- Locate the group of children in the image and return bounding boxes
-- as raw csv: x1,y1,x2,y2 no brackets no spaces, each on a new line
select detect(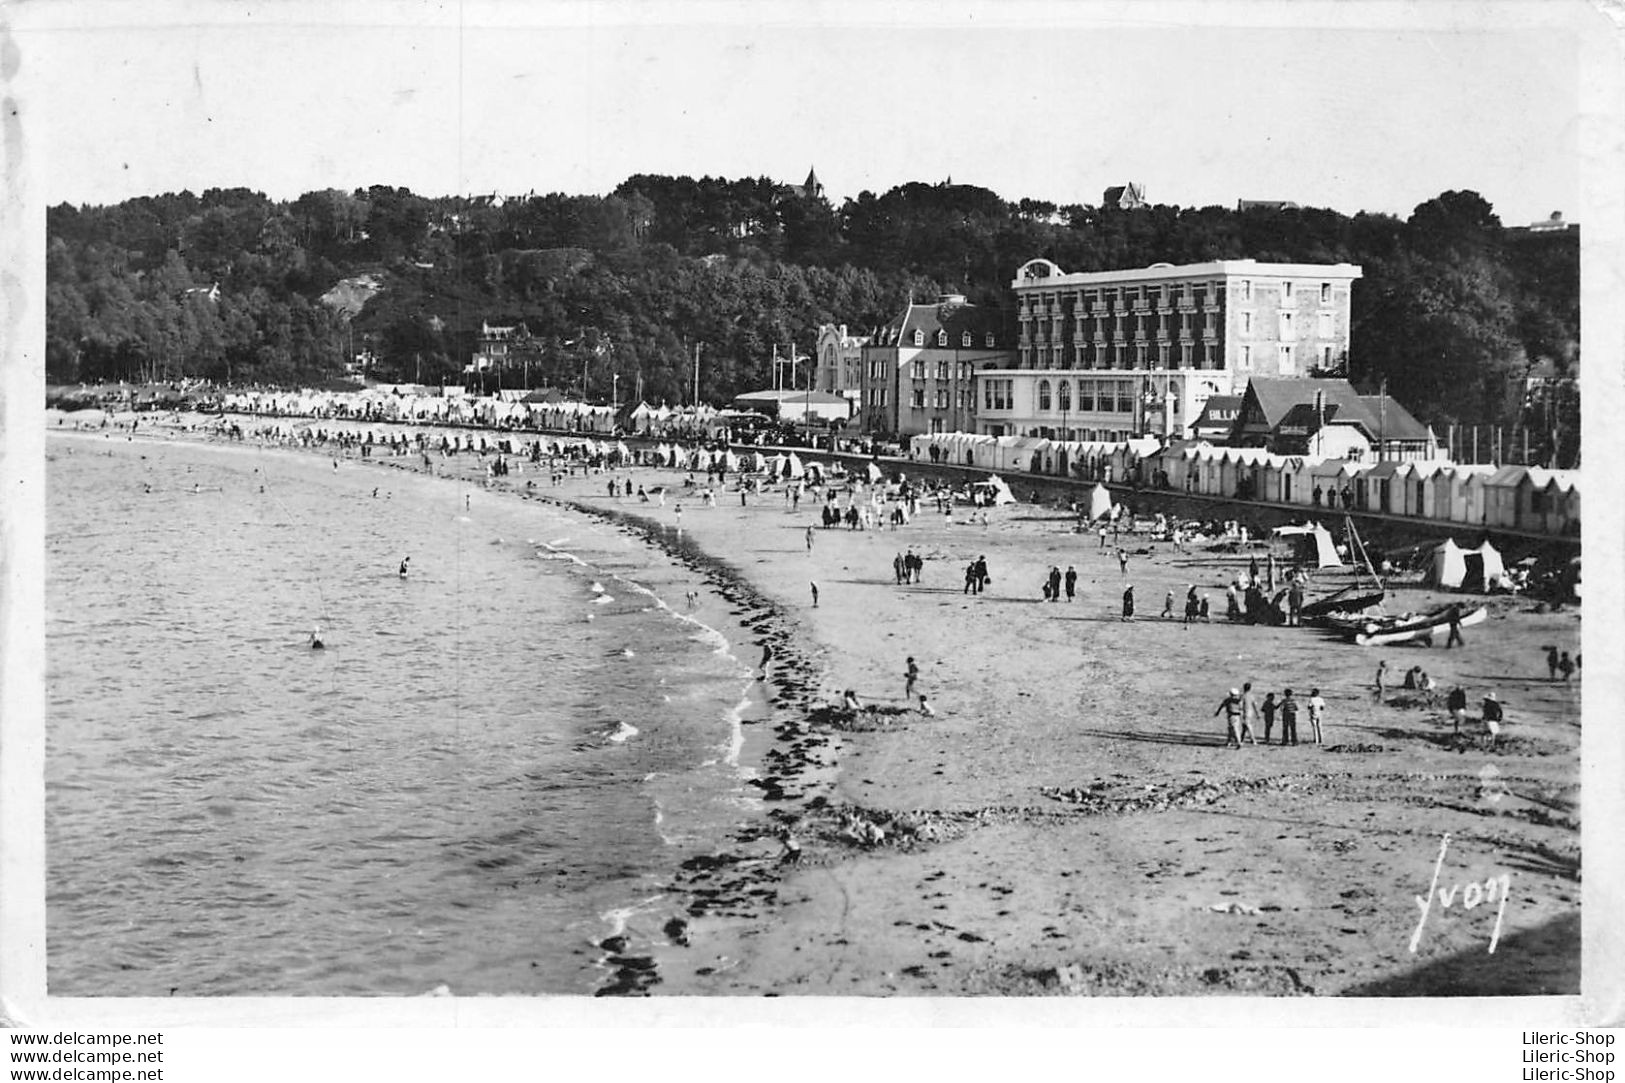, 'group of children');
1213,682,1326,749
